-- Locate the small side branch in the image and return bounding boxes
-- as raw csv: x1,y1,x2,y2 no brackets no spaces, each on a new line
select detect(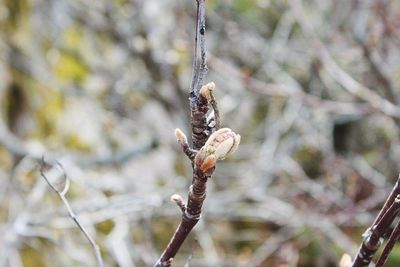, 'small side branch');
155,128,240,267
40,158,104,267
175,129,197,161
154,168,209,267
170,194,186,213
